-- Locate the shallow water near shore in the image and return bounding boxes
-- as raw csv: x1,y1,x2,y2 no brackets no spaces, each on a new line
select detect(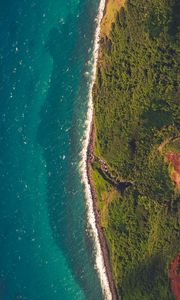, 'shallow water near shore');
0,0,104,299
